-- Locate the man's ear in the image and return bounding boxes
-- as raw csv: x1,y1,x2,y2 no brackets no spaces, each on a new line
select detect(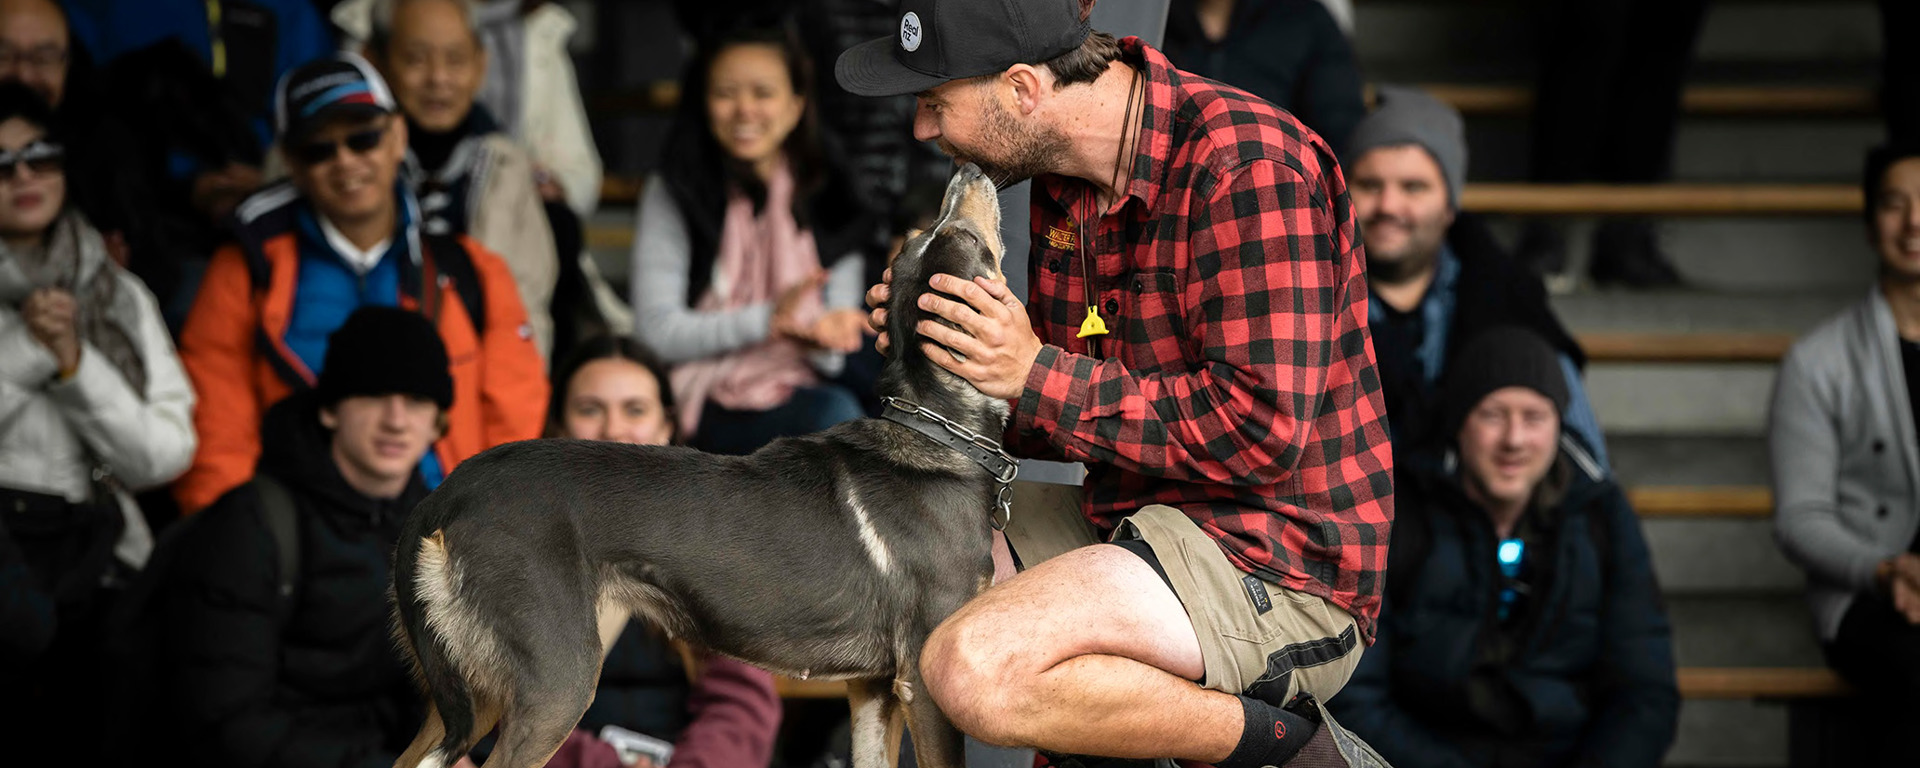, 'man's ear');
319,406,339,431
1005,64,1047,116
